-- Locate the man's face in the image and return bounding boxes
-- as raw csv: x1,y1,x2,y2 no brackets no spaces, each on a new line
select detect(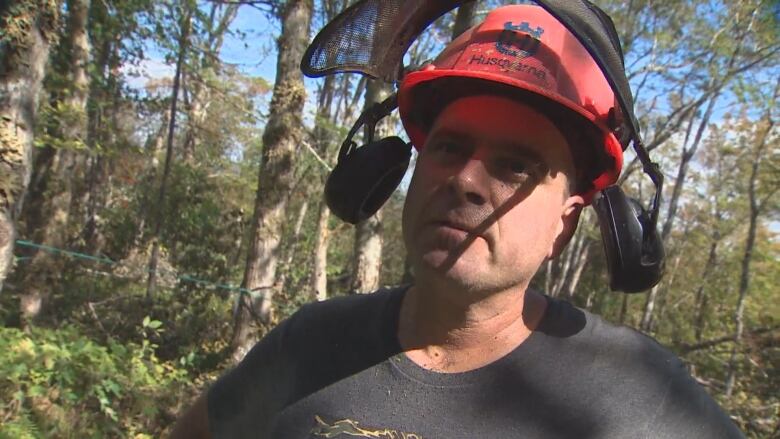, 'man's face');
402,95,583,294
